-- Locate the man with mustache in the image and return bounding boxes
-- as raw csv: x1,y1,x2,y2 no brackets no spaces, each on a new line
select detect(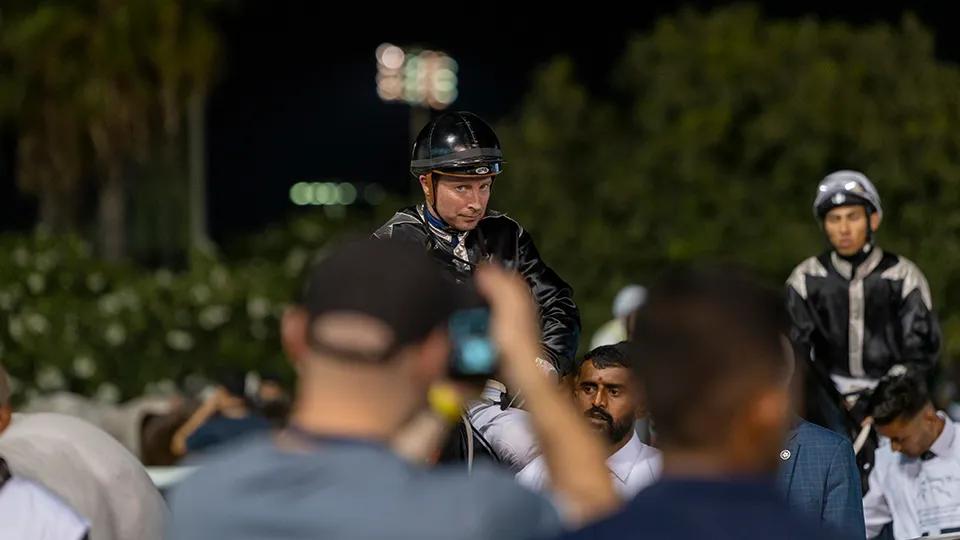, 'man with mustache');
517,343,660,497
